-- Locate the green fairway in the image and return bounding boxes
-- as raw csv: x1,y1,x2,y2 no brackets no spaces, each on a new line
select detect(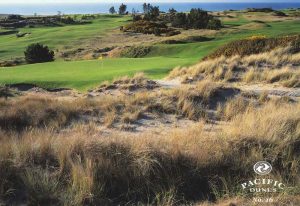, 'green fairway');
149,20,300,59
0,15,130,60
0,57,193,90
